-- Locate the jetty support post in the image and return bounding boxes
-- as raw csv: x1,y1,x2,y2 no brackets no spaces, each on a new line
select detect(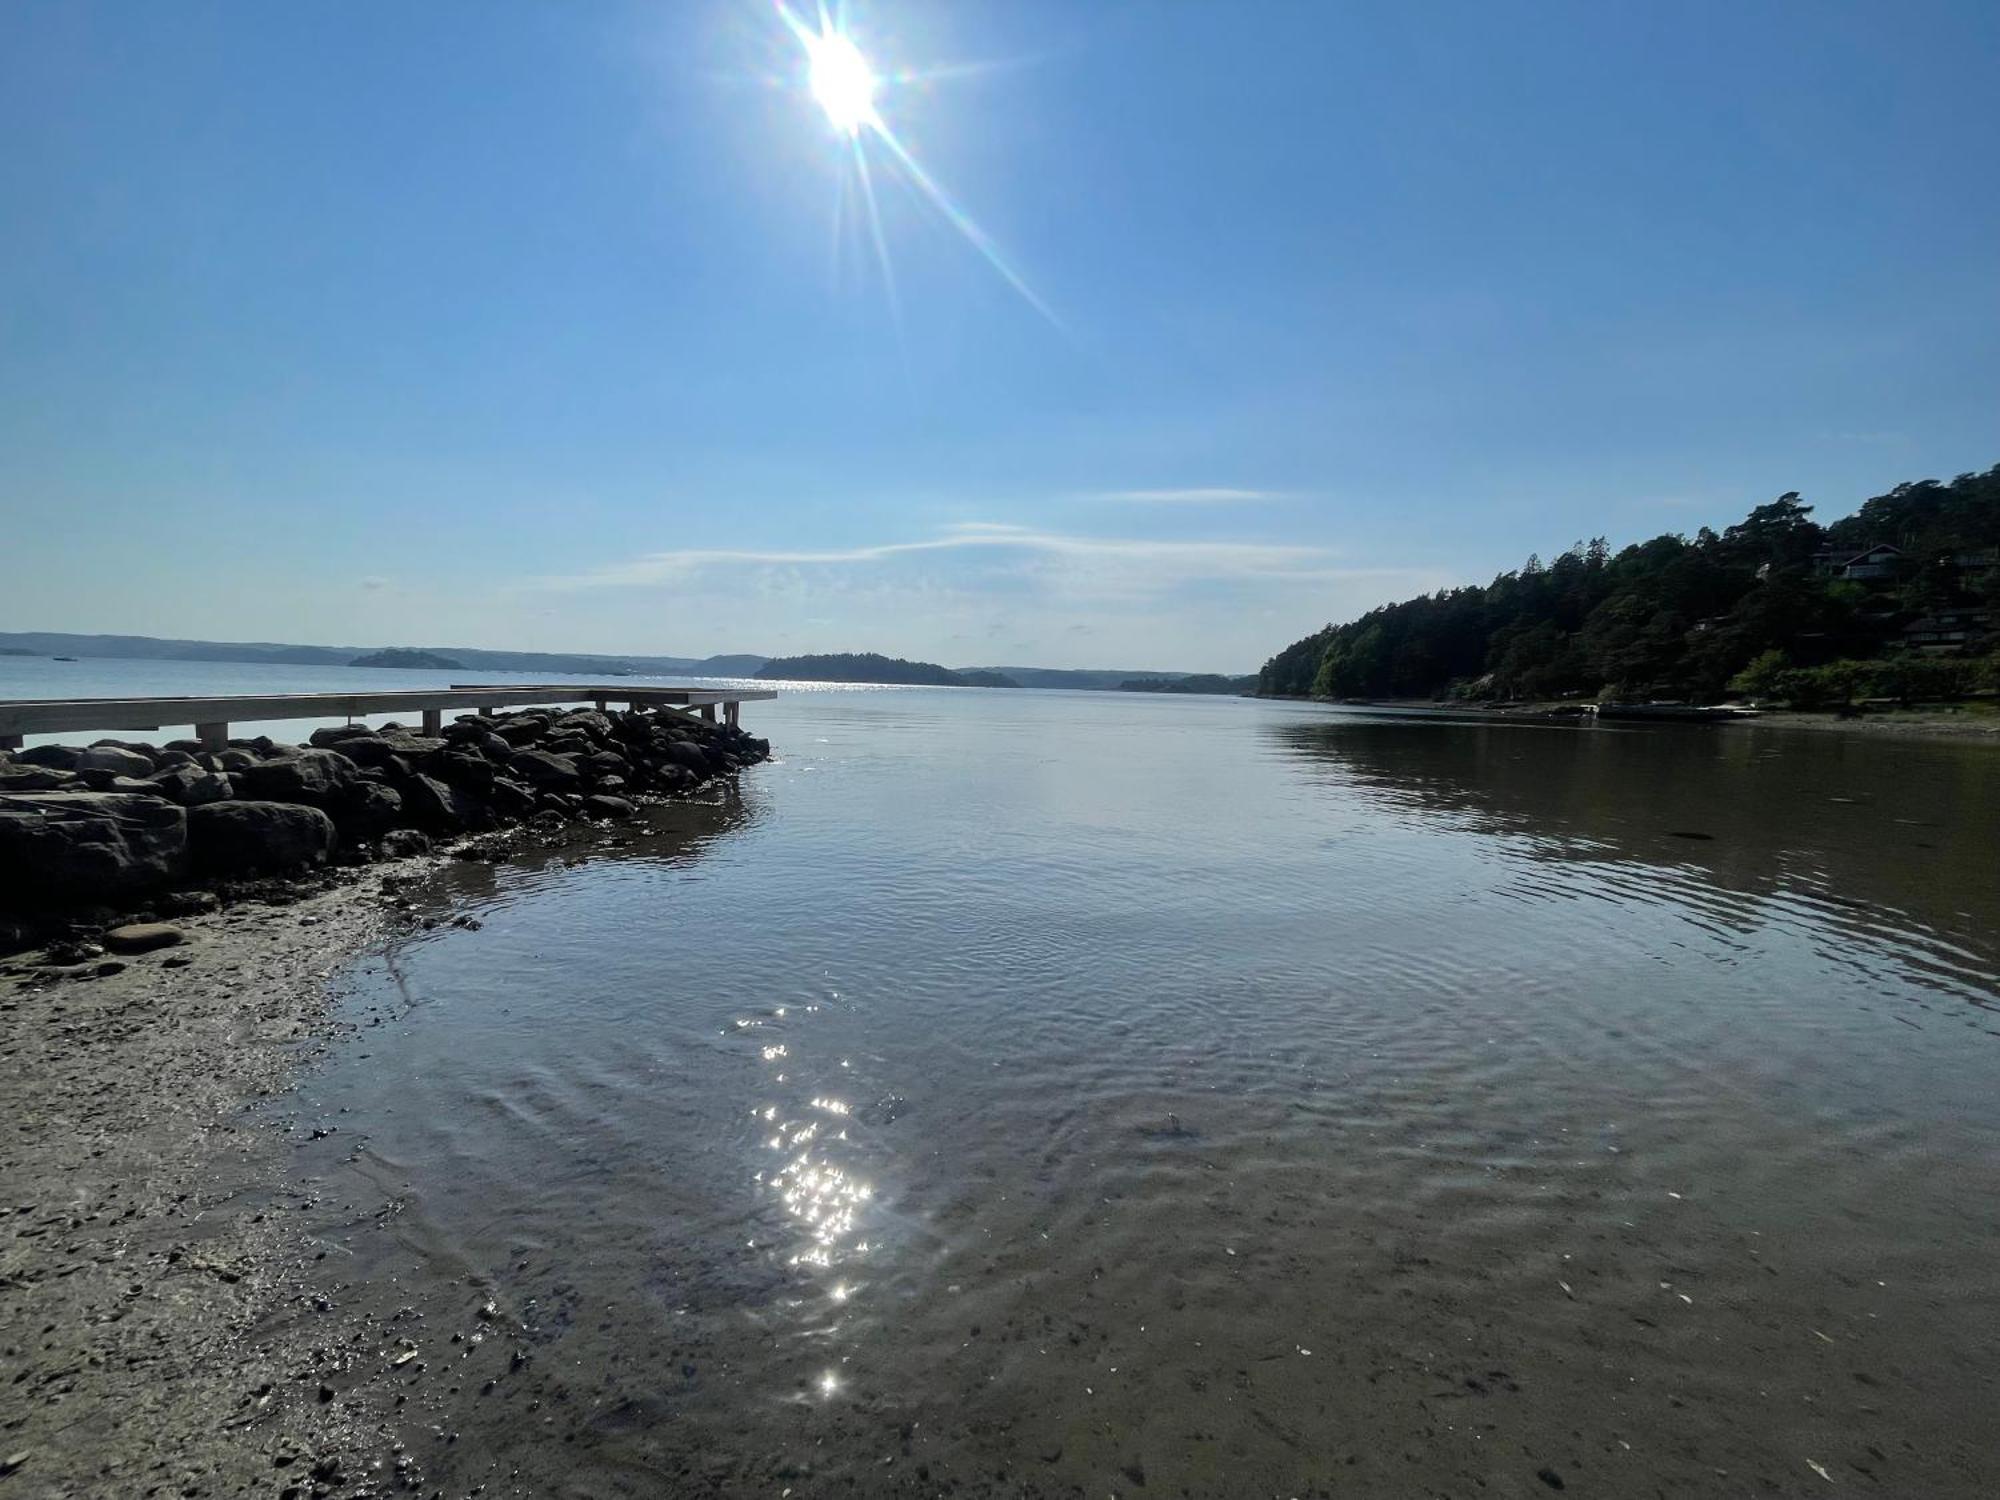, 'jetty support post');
196,721,228,752
724,702,740,728
697,703,717,723
0,734,20,752
421,709,442,736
